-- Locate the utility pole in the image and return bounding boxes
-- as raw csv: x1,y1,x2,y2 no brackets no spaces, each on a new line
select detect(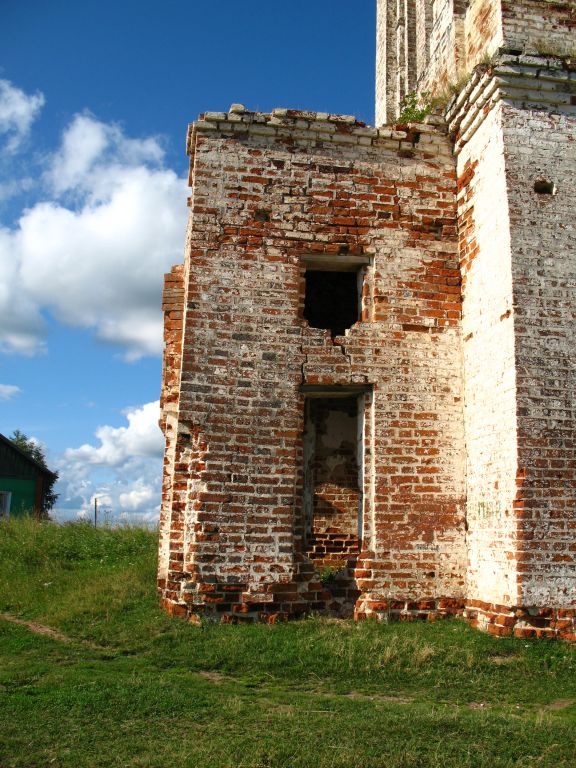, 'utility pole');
94,496,98,528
